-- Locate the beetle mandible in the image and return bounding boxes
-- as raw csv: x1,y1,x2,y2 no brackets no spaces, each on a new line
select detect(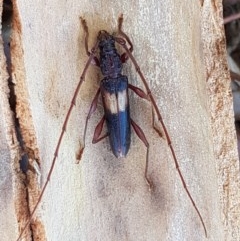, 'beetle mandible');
16,14,207,240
